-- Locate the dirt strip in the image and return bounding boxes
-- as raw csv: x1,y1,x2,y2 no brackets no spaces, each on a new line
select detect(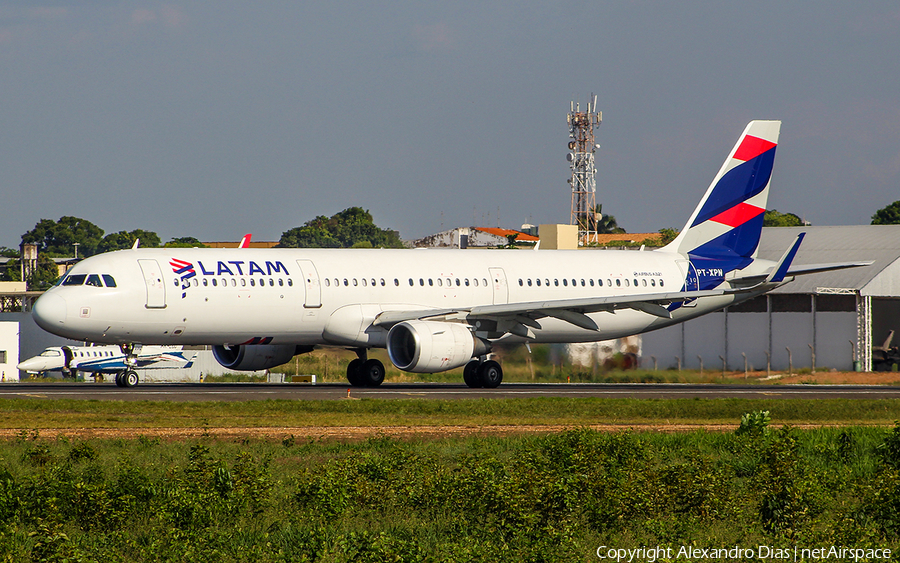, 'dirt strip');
0,423,881,441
